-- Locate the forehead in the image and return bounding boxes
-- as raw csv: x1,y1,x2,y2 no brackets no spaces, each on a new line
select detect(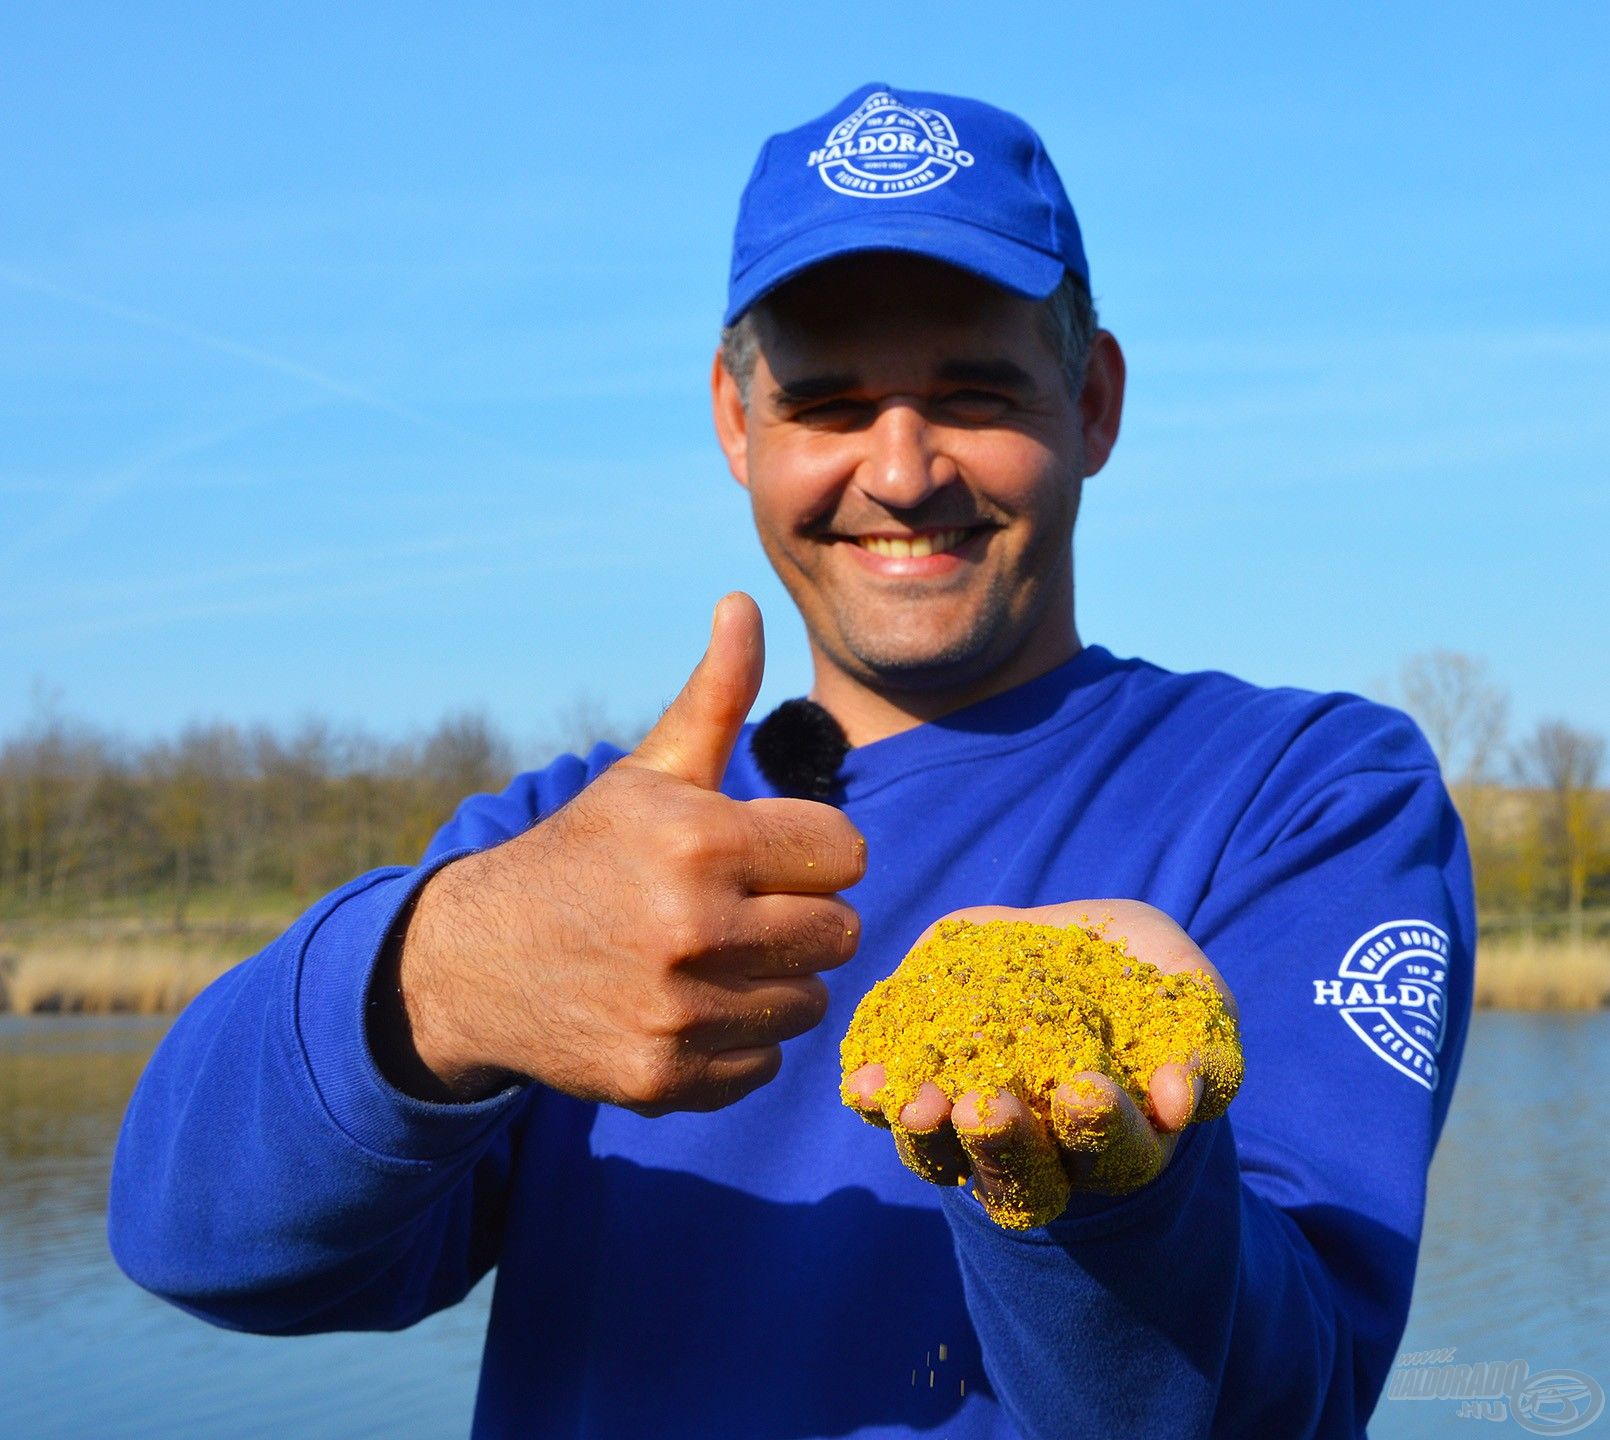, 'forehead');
750,253,1053,375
